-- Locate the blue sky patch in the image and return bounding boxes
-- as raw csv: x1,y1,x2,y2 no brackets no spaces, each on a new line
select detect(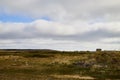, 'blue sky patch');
0,13,51,23
0,13,35,23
